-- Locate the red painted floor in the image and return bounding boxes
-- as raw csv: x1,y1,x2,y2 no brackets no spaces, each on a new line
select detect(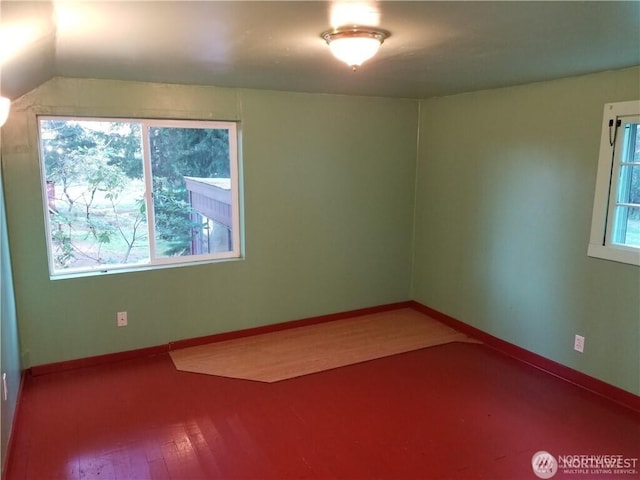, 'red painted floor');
5,342,640,479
